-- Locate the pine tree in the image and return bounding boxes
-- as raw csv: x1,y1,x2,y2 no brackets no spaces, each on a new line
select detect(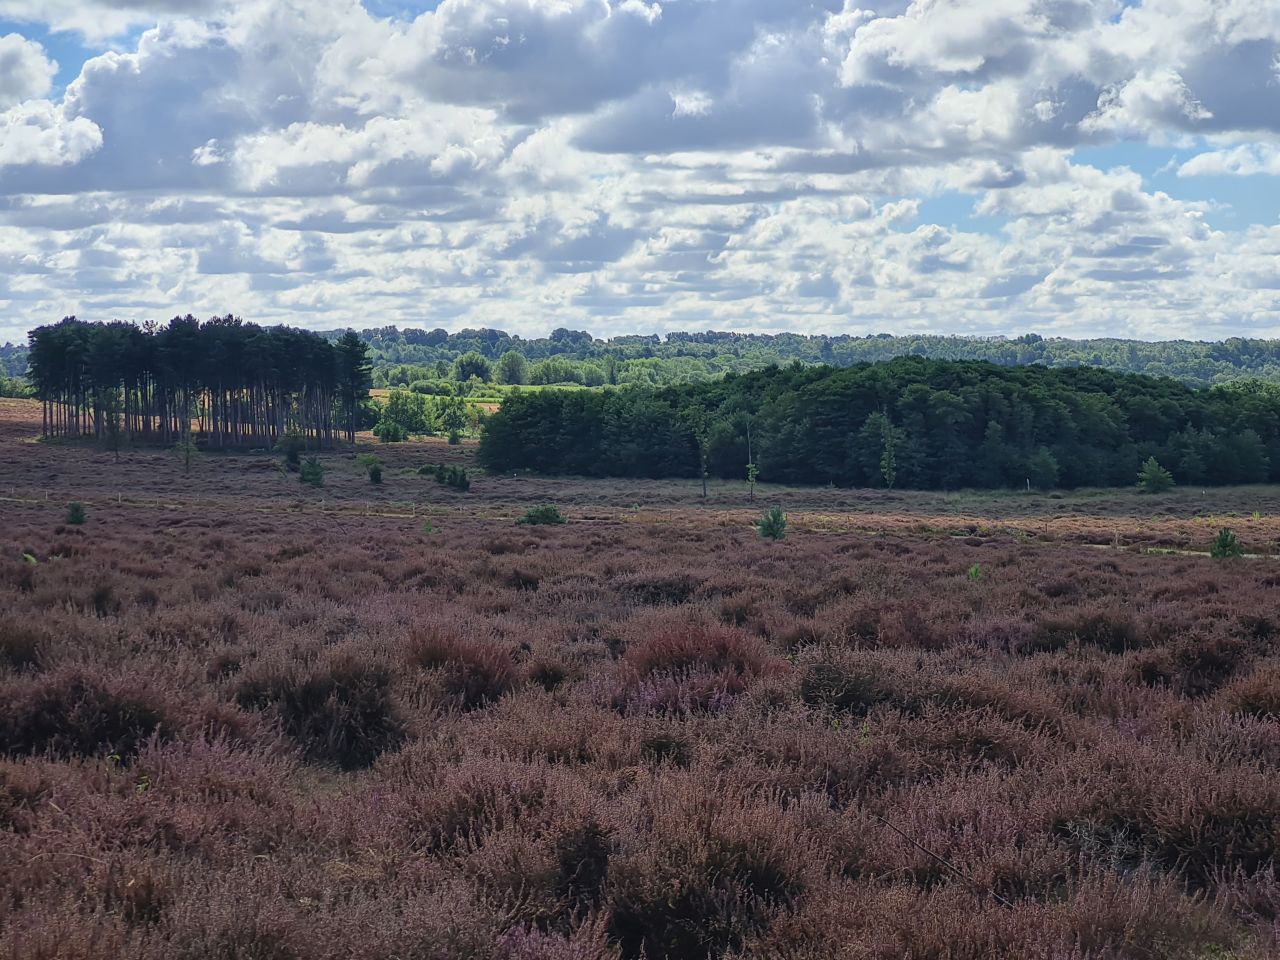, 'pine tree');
1137,457,1175,494
335,331,372,444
